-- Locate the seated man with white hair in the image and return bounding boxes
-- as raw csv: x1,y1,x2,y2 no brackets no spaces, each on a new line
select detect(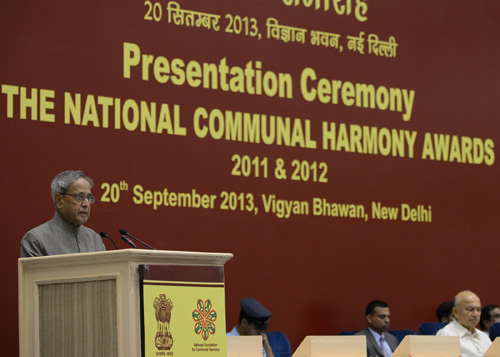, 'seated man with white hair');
437,290,492,357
